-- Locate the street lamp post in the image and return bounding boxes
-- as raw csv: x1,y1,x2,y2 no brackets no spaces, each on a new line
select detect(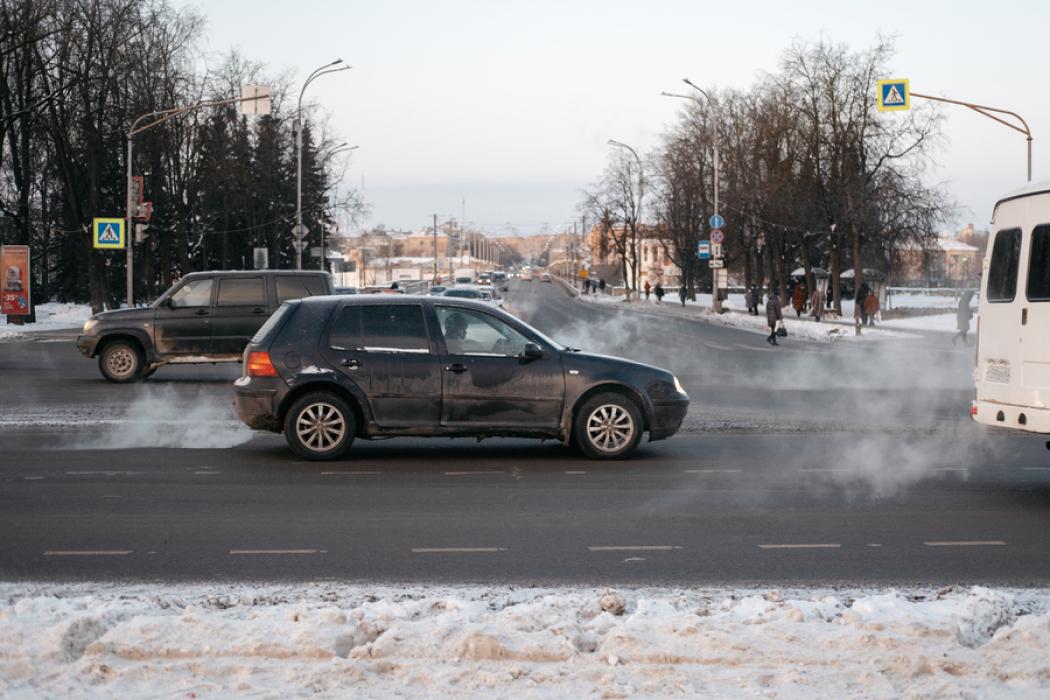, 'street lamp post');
662,80,723,312
124,86,271,307
296,60,351,271
607,139,644,301
318,144,358,271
